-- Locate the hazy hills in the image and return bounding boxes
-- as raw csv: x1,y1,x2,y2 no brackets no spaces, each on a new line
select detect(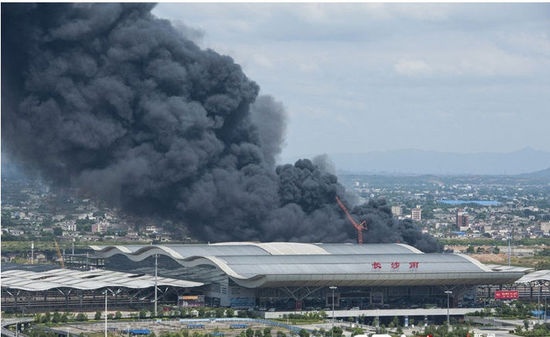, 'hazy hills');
327,148,550,175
